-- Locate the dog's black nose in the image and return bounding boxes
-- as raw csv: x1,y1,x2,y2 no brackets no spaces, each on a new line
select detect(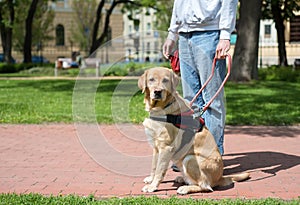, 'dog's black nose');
154,90,162,99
